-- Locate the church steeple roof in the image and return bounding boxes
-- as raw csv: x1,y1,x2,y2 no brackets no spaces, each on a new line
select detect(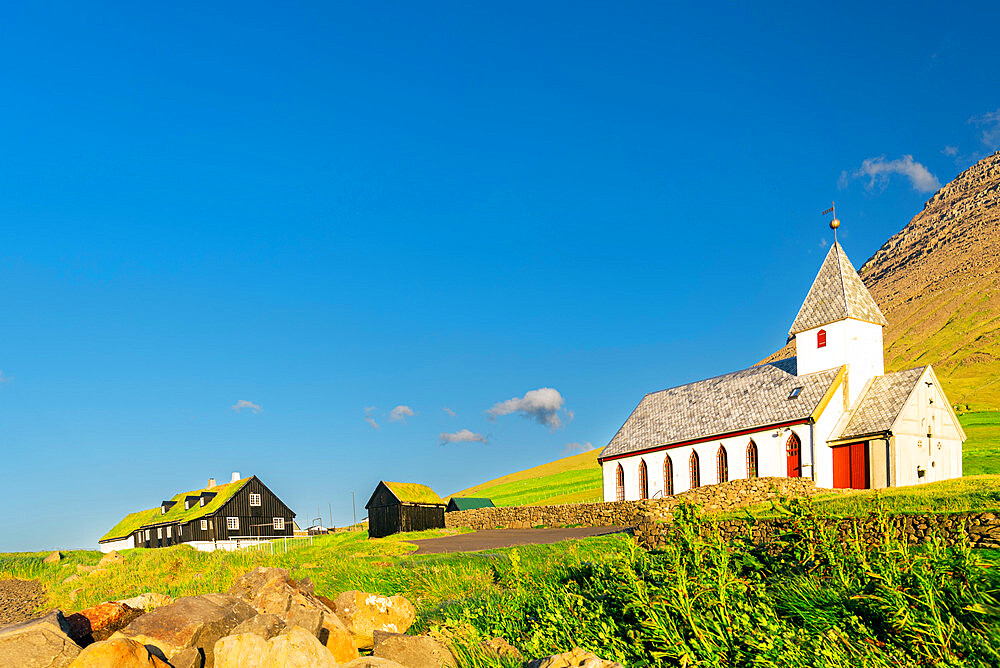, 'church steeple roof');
788,242,888,336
